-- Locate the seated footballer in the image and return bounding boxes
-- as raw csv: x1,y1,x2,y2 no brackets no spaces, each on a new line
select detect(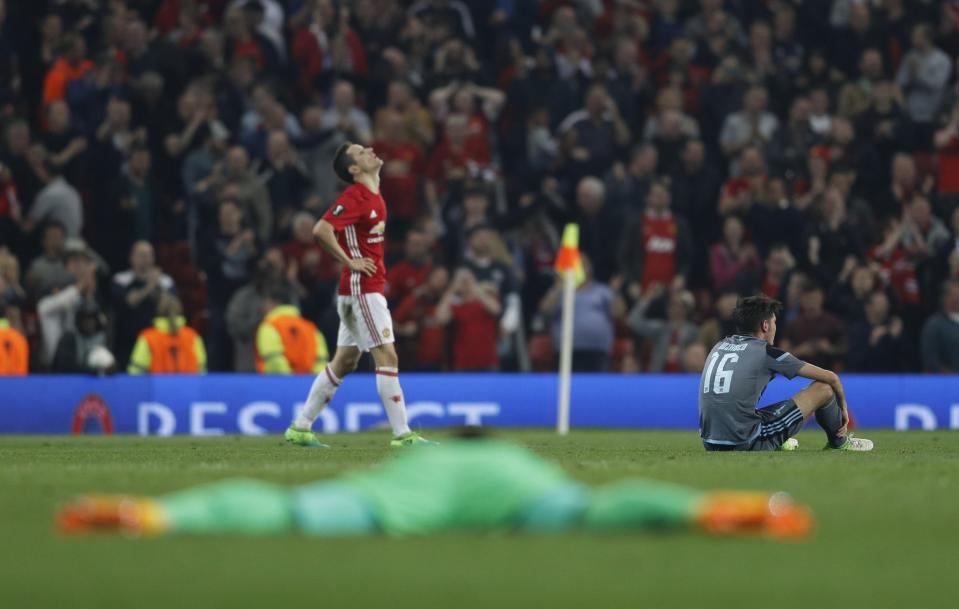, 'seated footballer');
699,294,873,452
